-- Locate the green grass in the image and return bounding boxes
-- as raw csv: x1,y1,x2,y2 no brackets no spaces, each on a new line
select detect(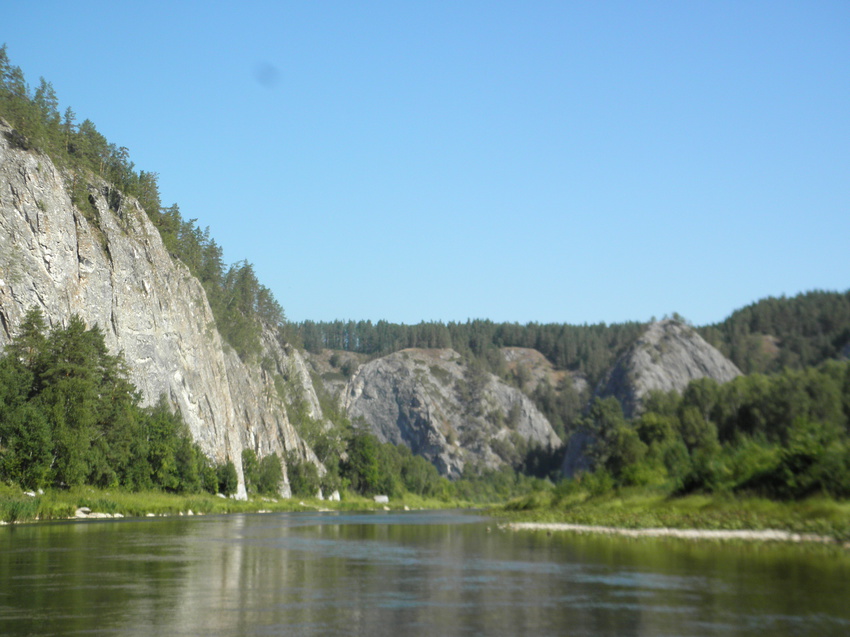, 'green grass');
496,485,850,542
0,484,482,525
10,482,846,545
